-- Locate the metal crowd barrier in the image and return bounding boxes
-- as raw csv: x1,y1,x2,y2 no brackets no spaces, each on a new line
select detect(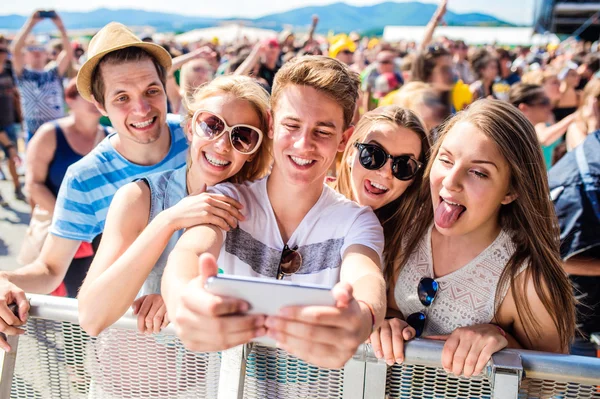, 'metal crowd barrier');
0,294,598,398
